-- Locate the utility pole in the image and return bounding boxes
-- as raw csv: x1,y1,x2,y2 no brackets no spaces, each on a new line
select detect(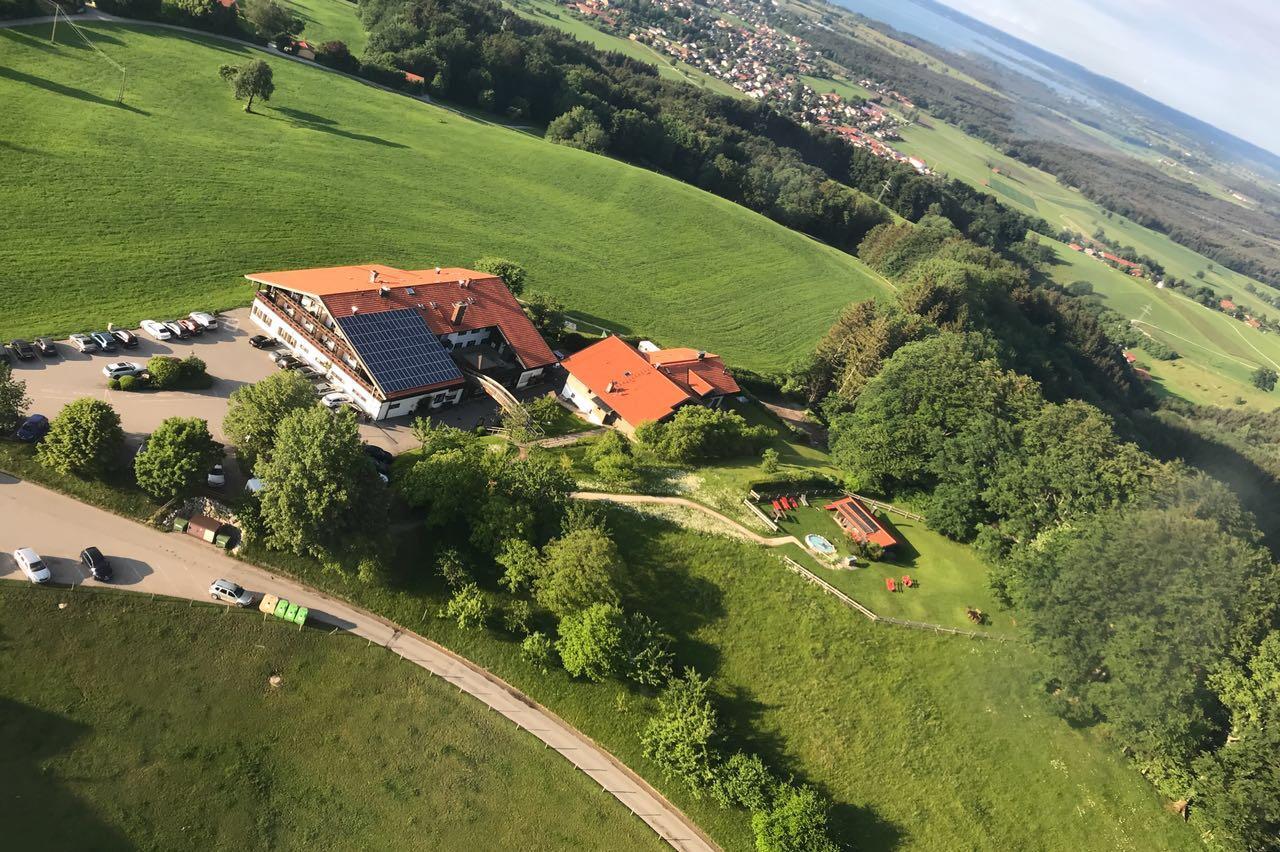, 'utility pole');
875,177,892,204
